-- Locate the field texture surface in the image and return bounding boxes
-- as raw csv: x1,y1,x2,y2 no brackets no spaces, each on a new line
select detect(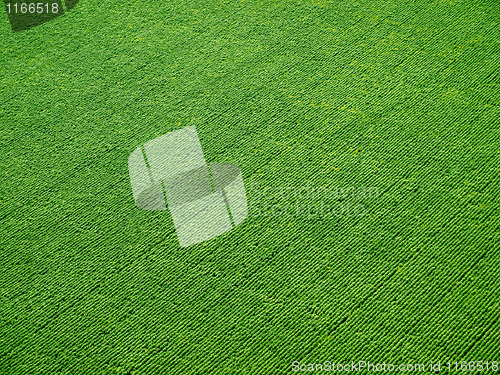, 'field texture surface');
1,0,499,373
